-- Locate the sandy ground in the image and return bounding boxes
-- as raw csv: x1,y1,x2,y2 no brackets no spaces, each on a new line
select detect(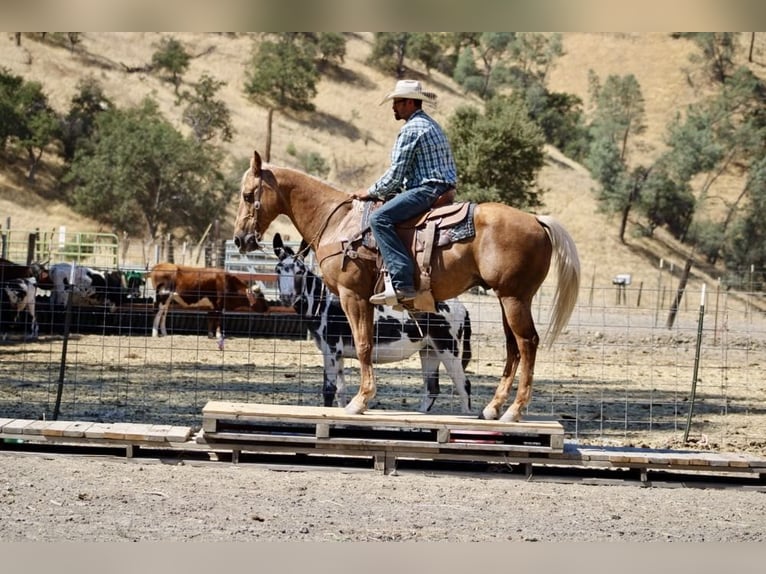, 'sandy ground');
1,450,765,542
